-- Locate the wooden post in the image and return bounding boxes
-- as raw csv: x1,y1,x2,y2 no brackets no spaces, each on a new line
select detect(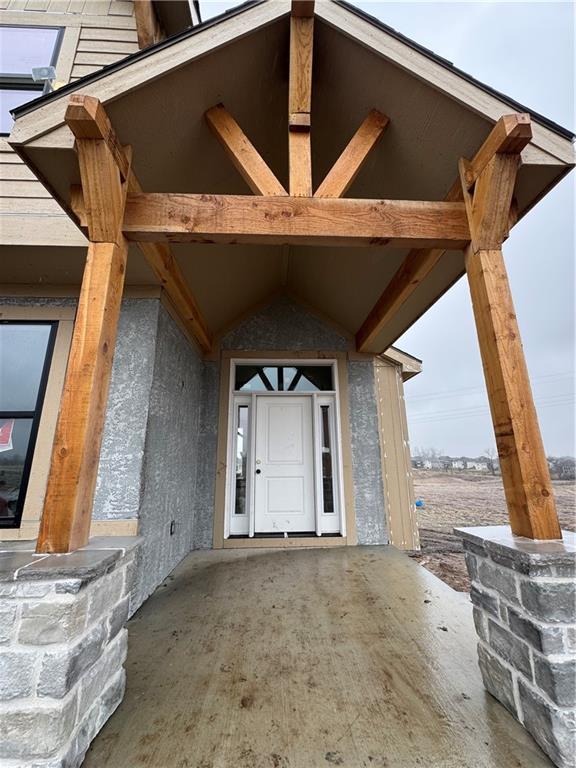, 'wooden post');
36,95,130,553
288,0,314,196
460,131,561,541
